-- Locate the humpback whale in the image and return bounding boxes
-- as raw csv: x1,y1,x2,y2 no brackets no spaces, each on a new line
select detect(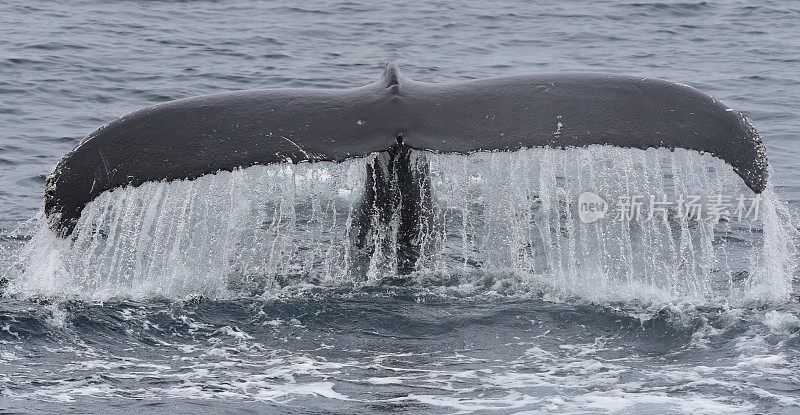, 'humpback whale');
45,63,768,271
